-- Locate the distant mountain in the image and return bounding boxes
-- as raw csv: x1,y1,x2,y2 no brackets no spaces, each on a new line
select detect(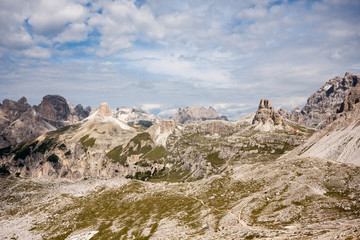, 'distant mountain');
0,95,91,149
279,72,360,129
114,107,159,127
170,105,228,124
